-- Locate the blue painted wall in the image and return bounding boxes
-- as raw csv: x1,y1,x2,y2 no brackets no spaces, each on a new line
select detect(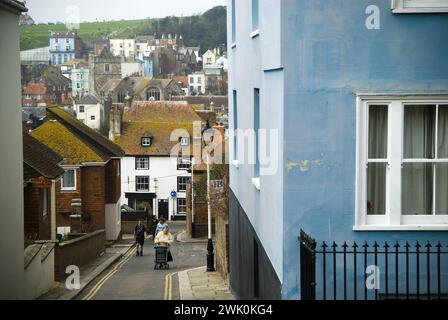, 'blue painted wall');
281,0,448,299
49,36,75,65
